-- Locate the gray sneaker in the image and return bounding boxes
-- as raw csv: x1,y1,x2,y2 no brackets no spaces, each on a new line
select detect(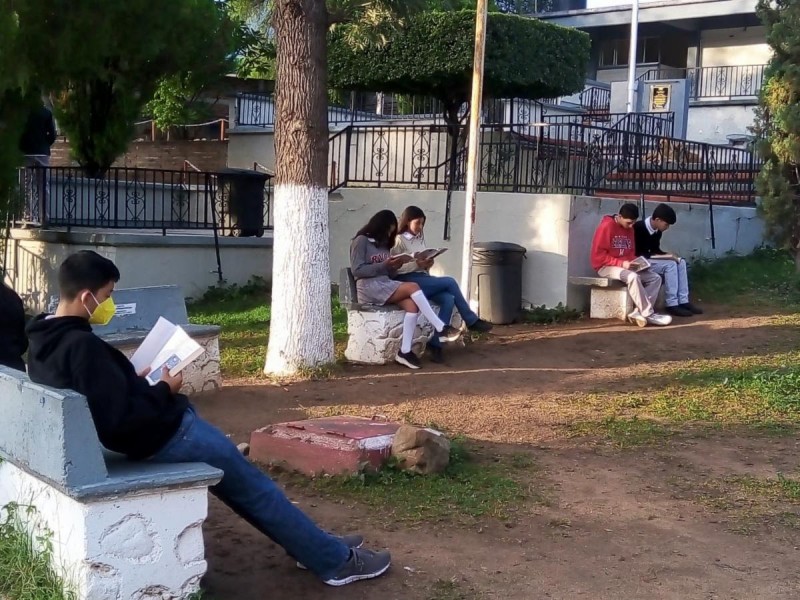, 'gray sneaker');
297,534,363,569
323,547,392,586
